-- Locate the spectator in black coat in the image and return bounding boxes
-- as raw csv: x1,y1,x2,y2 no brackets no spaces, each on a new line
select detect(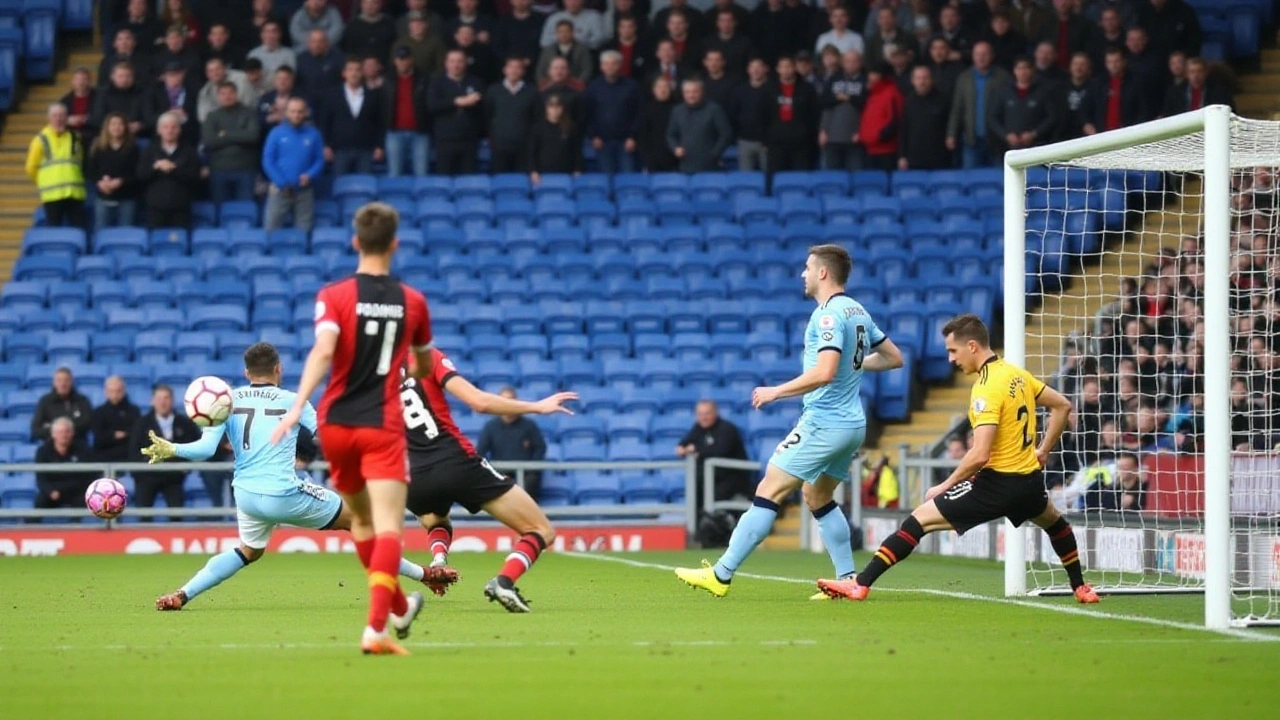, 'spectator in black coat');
584,50,640,174
748,0,805,66
763,55,819,172
35,418,98,511
636,74,678,171
137,111,202,229
1091,48,1152,133
734,57,771,171
91,62,152,139
295,29,346,103
130,384,202,515
1061,51,1098,139
152,62,201,145
31,367,93,442
1033,42,1068,89
981,11,1025,71
1124,27,1167,113
675,400,751,514
601,15,647,80
258,66,298,133
495,0,546,75
203,22,248,69
86,113,143,228
444,0,497,43
537,57,586,127
537,19,594,85
485,56,540,173
155,25,204,84
344,0,398,60
898,65,949,170
99,28,153,89
1087,7,1126,71
108,0,162,54
936,4,973,63
666,78,733,173
652,0,707,46
923,36,963,100
319,58,386,174
427,49,485,175
700,48,740,114
644,38,690,89
204,82,262,203
455,24,499,84
699,9,754,78
60,67,98,144
1048,0,1093,70
476,387,548,499
1137,0,1202,60
1161,56,1231,117
90,376,142,463
989,57,1055,155
703,0,751,43
528,94,583,179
